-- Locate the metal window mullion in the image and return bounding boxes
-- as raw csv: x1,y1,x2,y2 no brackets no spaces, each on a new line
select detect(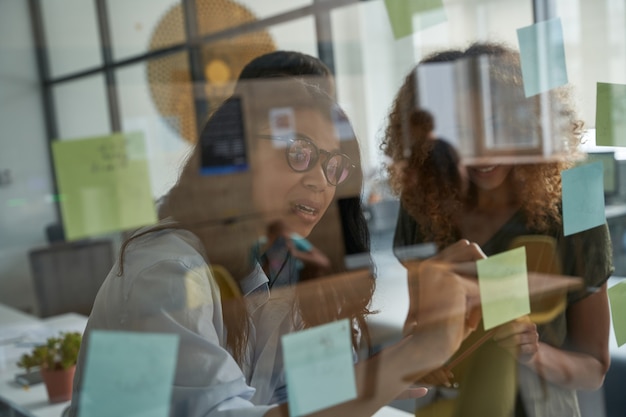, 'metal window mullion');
182,0,208,139
95,0,121,132
313,1,336,76
28,0,62,225
532,0,557,22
